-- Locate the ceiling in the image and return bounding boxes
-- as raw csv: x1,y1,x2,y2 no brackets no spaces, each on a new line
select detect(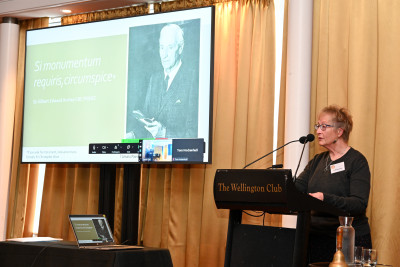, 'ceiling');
0,0,154,20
